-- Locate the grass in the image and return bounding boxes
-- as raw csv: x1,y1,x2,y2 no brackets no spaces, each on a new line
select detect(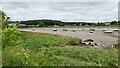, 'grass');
0,29,2,67
2,31,118,66
21,31,82,48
